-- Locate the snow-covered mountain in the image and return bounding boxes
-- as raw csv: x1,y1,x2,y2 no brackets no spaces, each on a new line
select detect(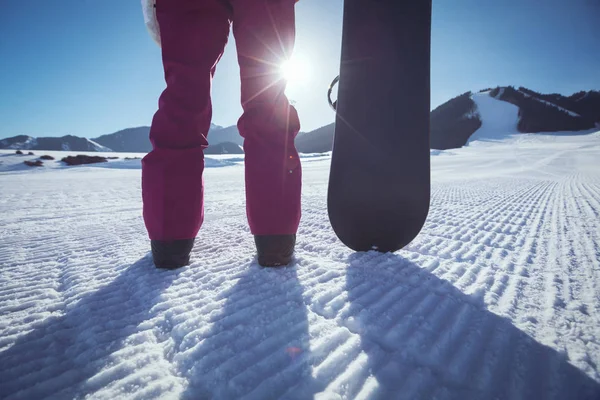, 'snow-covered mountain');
429,91,482,150
467,91,519,143
206,124,244,147
2,88,598,154
91,123,240,152
0,124,242,154
0,135,110,152
490,87,598,133
203,141,244,155
295,124,336,154
297,88,600,153
92,126,154,153
430,87,600,149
